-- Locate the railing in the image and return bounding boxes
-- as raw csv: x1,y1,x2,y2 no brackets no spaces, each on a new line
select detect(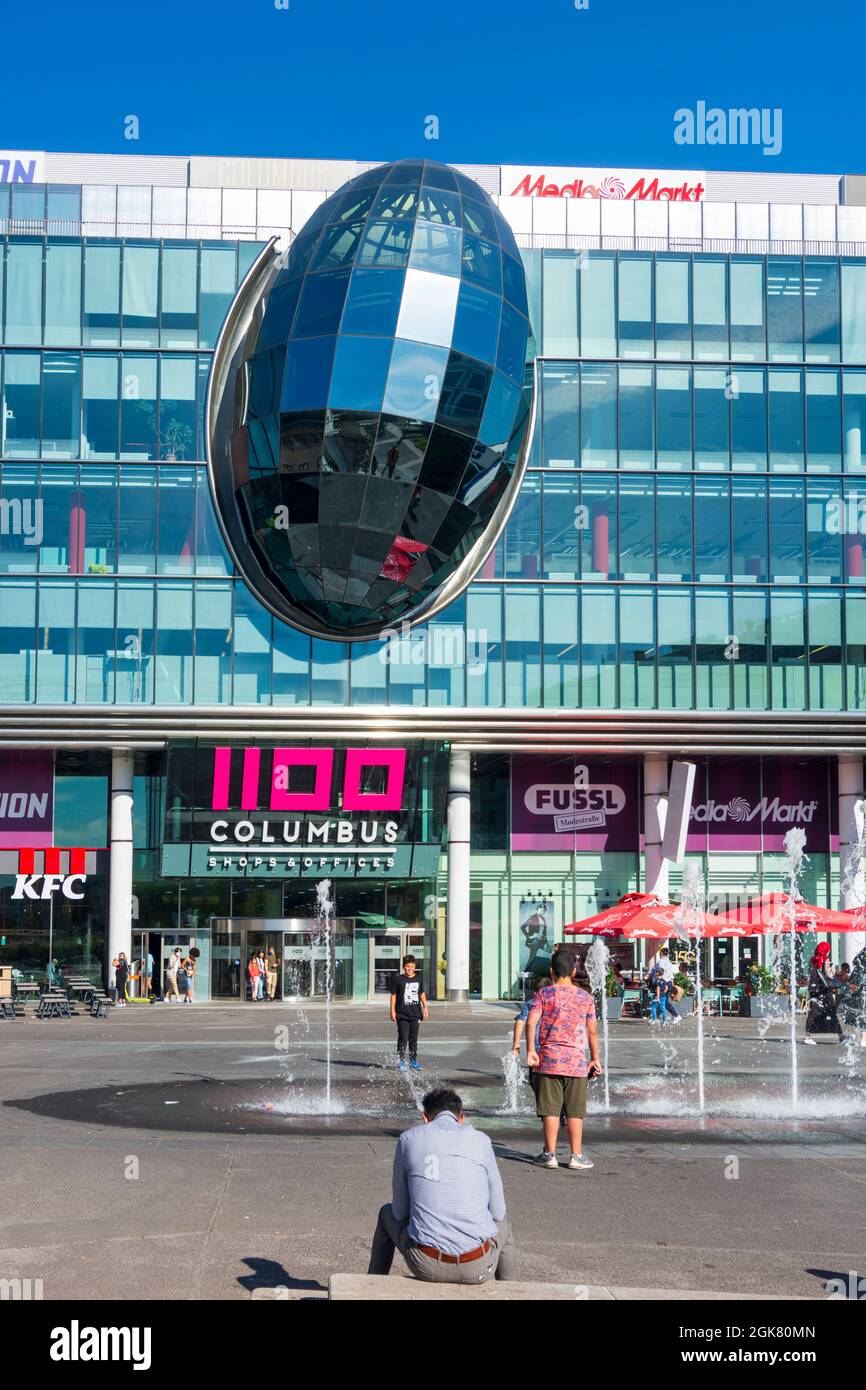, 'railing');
513,232,866,257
